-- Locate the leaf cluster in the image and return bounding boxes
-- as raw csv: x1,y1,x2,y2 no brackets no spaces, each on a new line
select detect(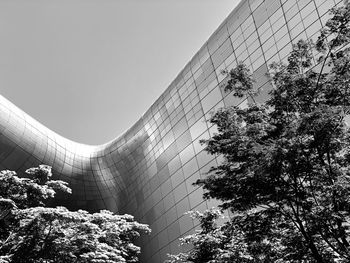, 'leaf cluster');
0,165,71,209
0,207,150,263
